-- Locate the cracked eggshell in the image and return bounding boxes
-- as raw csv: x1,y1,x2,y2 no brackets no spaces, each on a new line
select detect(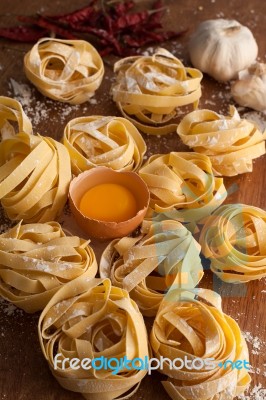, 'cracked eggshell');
69,167,150,240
